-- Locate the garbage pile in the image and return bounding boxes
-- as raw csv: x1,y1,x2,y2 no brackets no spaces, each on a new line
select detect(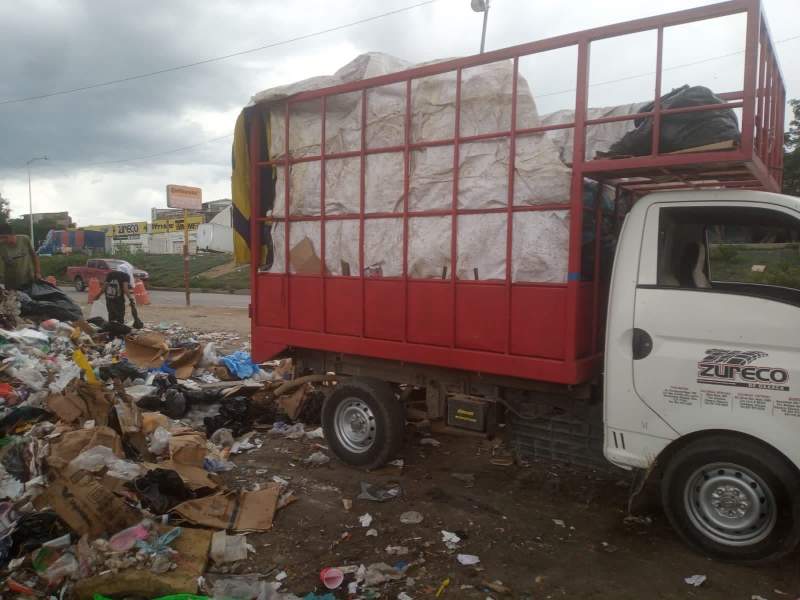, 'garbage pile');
0,293,329,599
